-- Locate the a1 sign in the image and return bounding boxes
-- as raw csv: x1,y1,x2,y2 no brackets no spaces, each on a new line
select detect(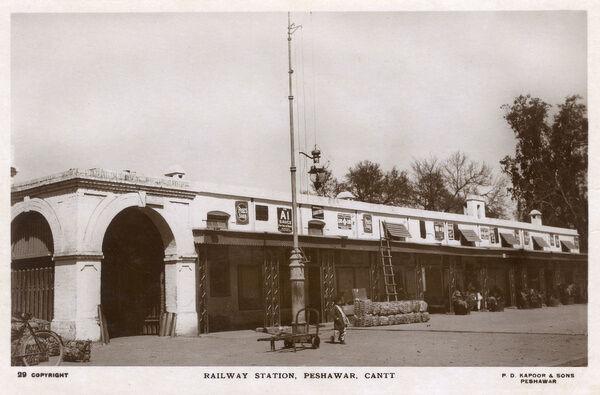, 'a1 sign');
277,207,293,233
